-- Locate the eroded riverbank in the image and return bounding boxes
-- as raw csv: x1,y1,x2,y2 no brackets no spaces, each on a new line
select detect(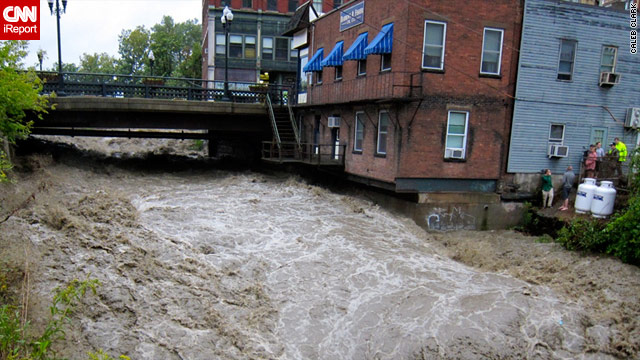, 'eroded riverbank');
1,142,639,359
